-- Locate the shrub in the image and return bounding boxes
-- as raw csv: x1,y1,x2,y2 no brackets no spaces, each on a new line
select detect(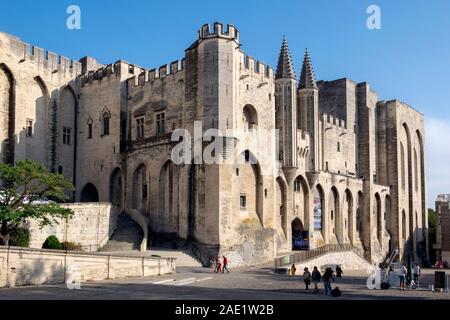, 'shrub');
9,227,30,247
61,241,82,251
42,235,62,250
